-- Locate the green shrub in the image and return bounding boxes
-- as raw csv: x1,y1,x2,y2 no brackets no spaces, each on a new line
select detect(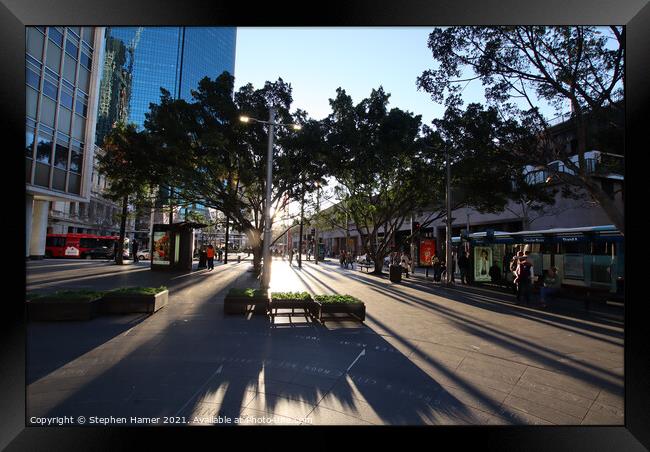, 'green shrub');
314,294,362,304
228,288,267,298
28,289,105,303
109,286,167,295
271,291,312,301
